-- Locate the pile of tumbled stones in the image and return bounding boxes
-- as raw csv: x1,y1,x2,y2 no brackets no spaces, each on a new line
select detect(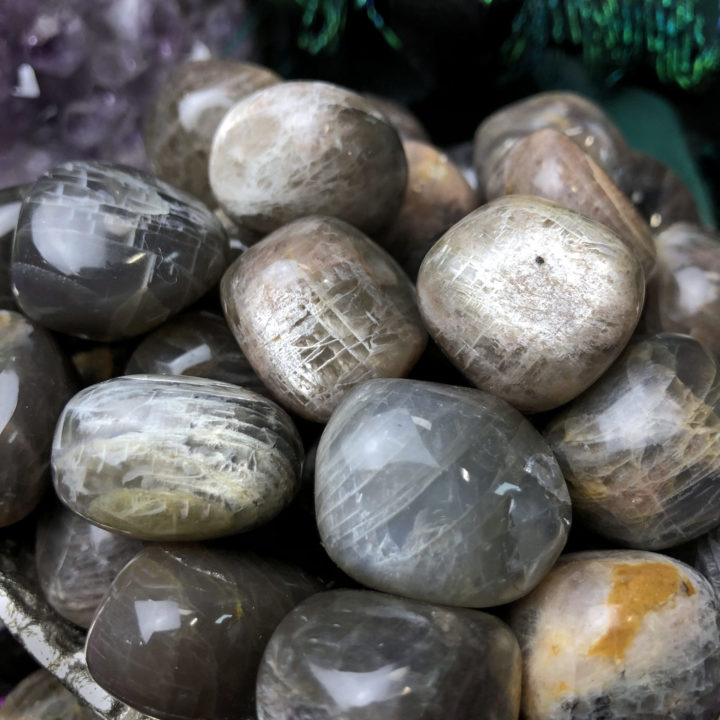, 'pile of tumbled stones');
1,58,720,720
